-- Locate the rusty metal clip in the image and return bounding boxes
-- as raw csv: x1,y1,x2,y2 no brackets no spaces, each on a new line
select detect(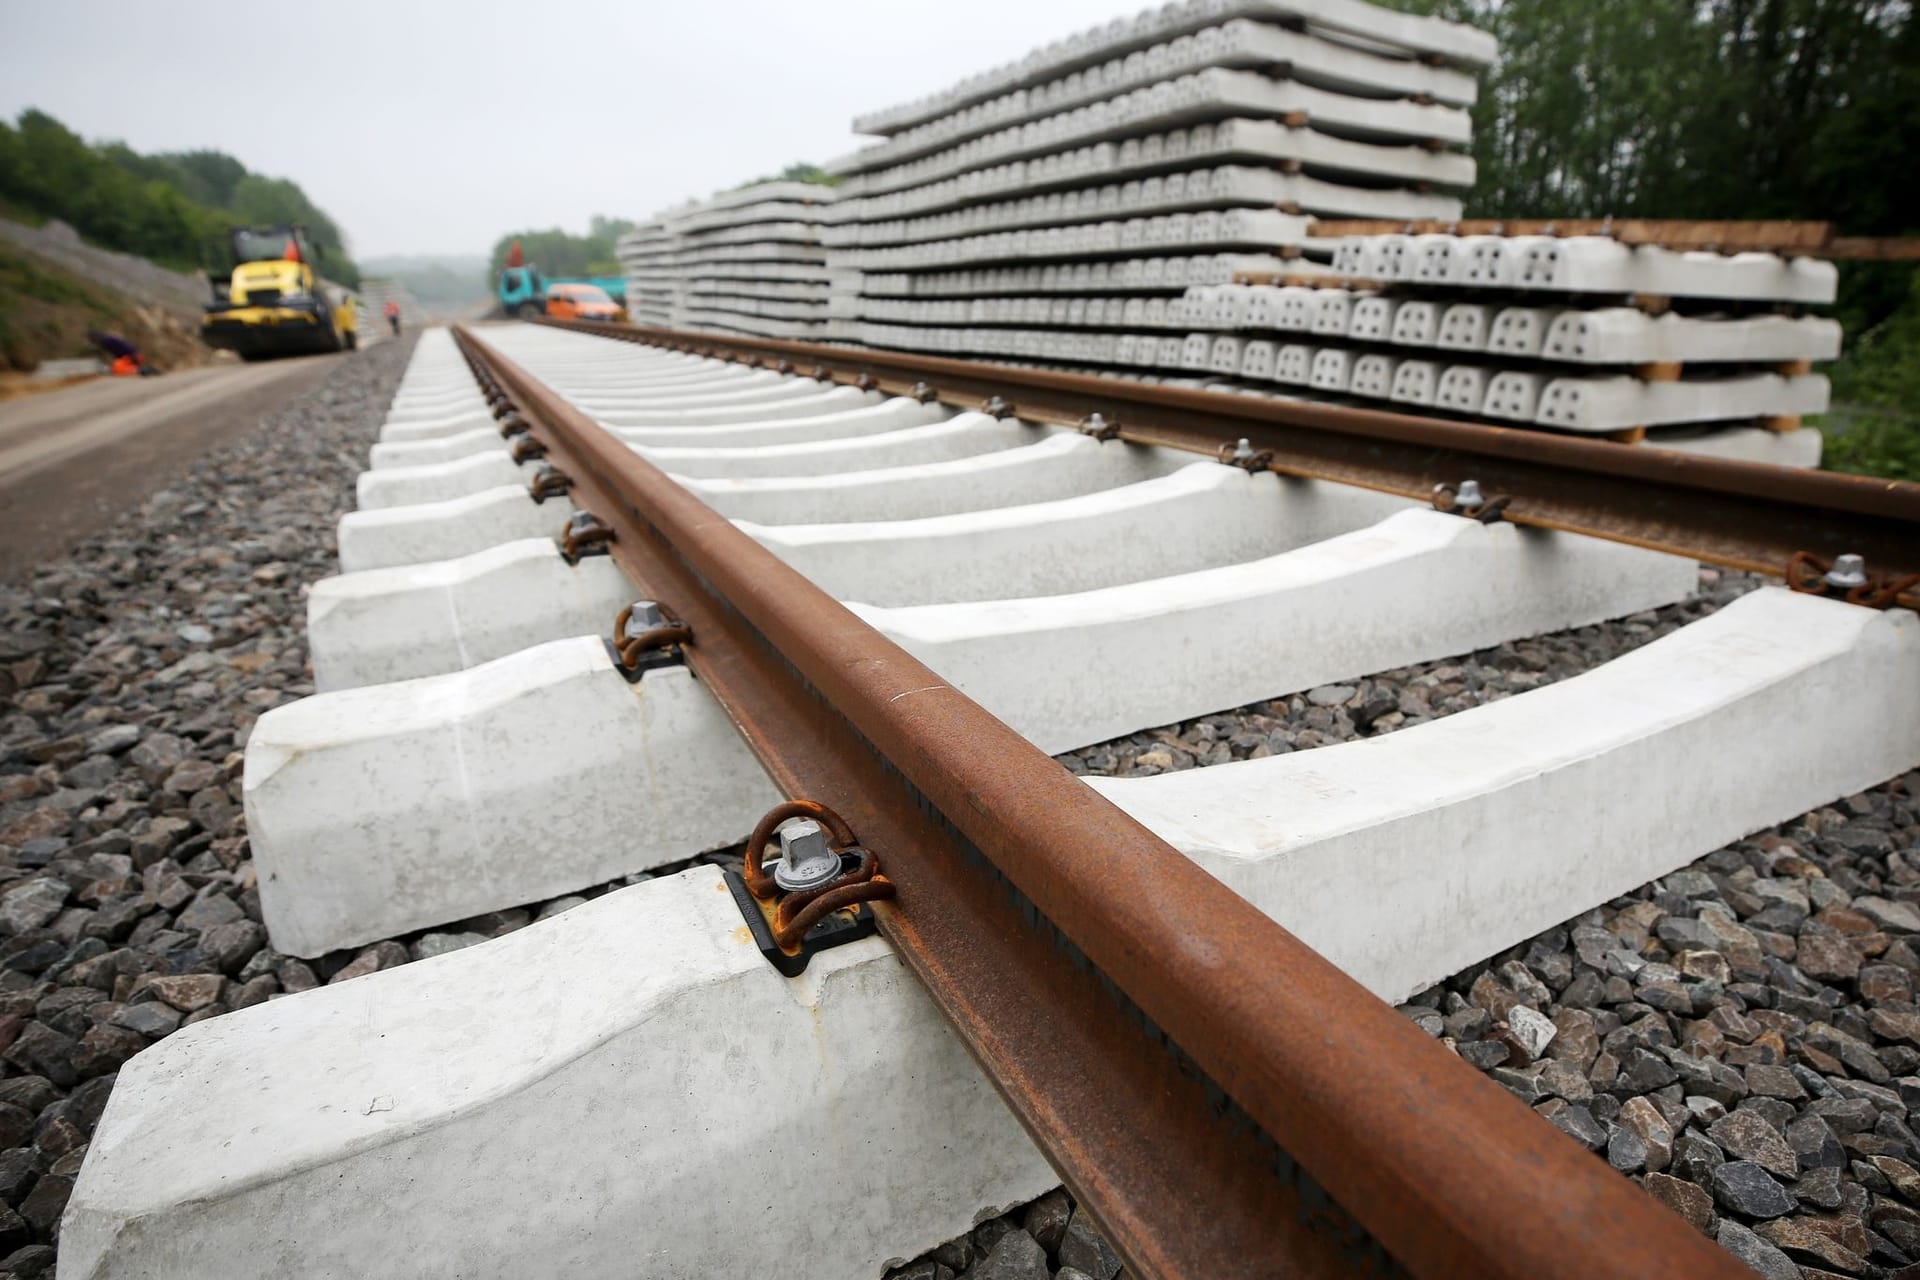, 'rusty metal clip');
488,396,515,420
982,395,1015,419
508,434,546,464
774,359,793,375
1079,413,1123,441
1432,479,1510,524
559,510,614,564
528,464,572,503
855,373,879,392
809,364,832,382
607,601,690,682
496,410,528,438
726,799,894,974
1786,551,1919,609
909,381,937,403
1217,437,1274,471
